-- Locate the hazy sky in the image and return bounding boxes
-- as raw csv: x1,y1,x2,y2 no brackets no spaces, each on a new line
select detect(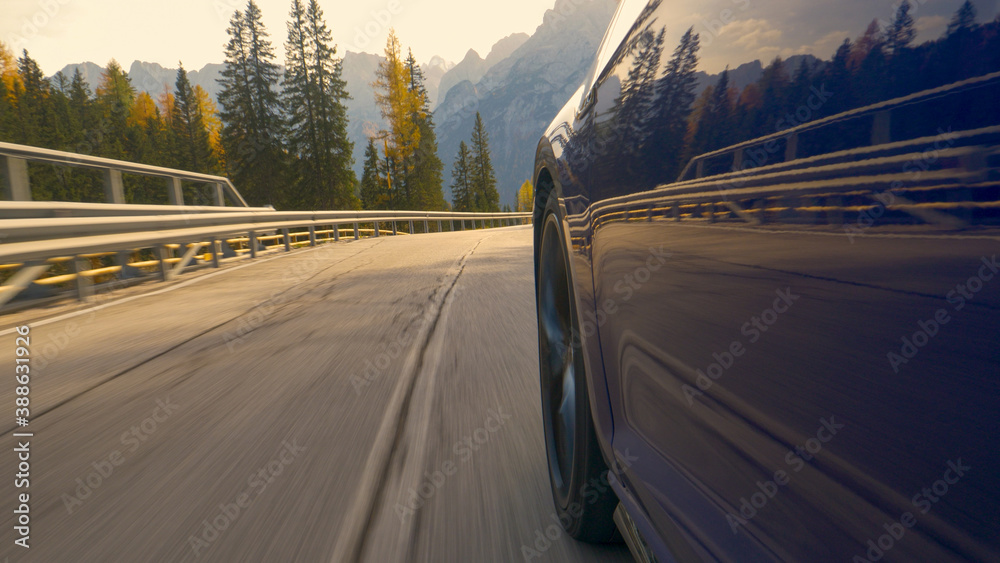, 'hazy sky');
0,0,553,75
